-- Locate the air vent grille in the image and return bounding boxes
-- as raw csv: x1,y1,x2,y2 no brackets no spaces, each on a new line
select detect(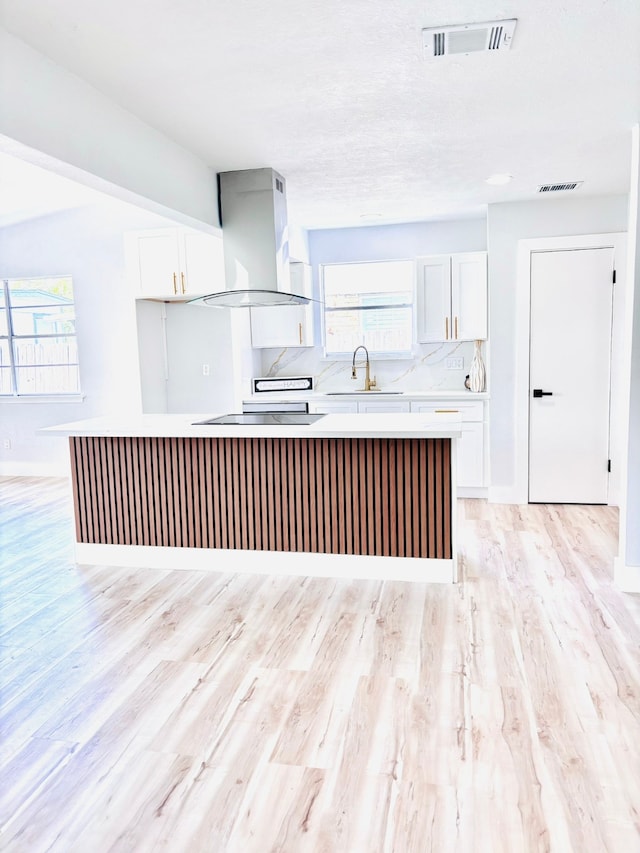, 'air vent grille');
537,182,584,193
423,19,517,59
489,26,503,50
